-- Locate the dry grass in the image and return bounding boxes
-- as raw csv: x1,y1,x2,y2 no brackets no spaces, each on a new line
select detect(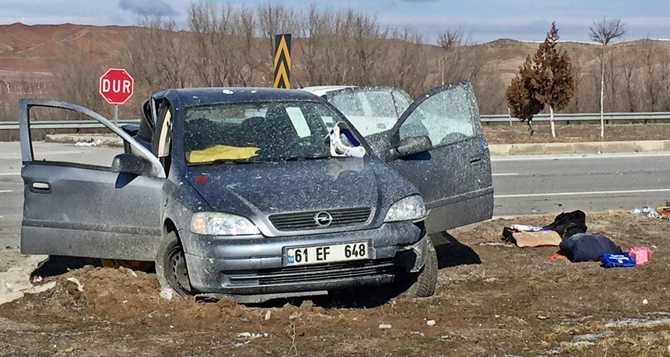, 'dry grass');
484,123,670,144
